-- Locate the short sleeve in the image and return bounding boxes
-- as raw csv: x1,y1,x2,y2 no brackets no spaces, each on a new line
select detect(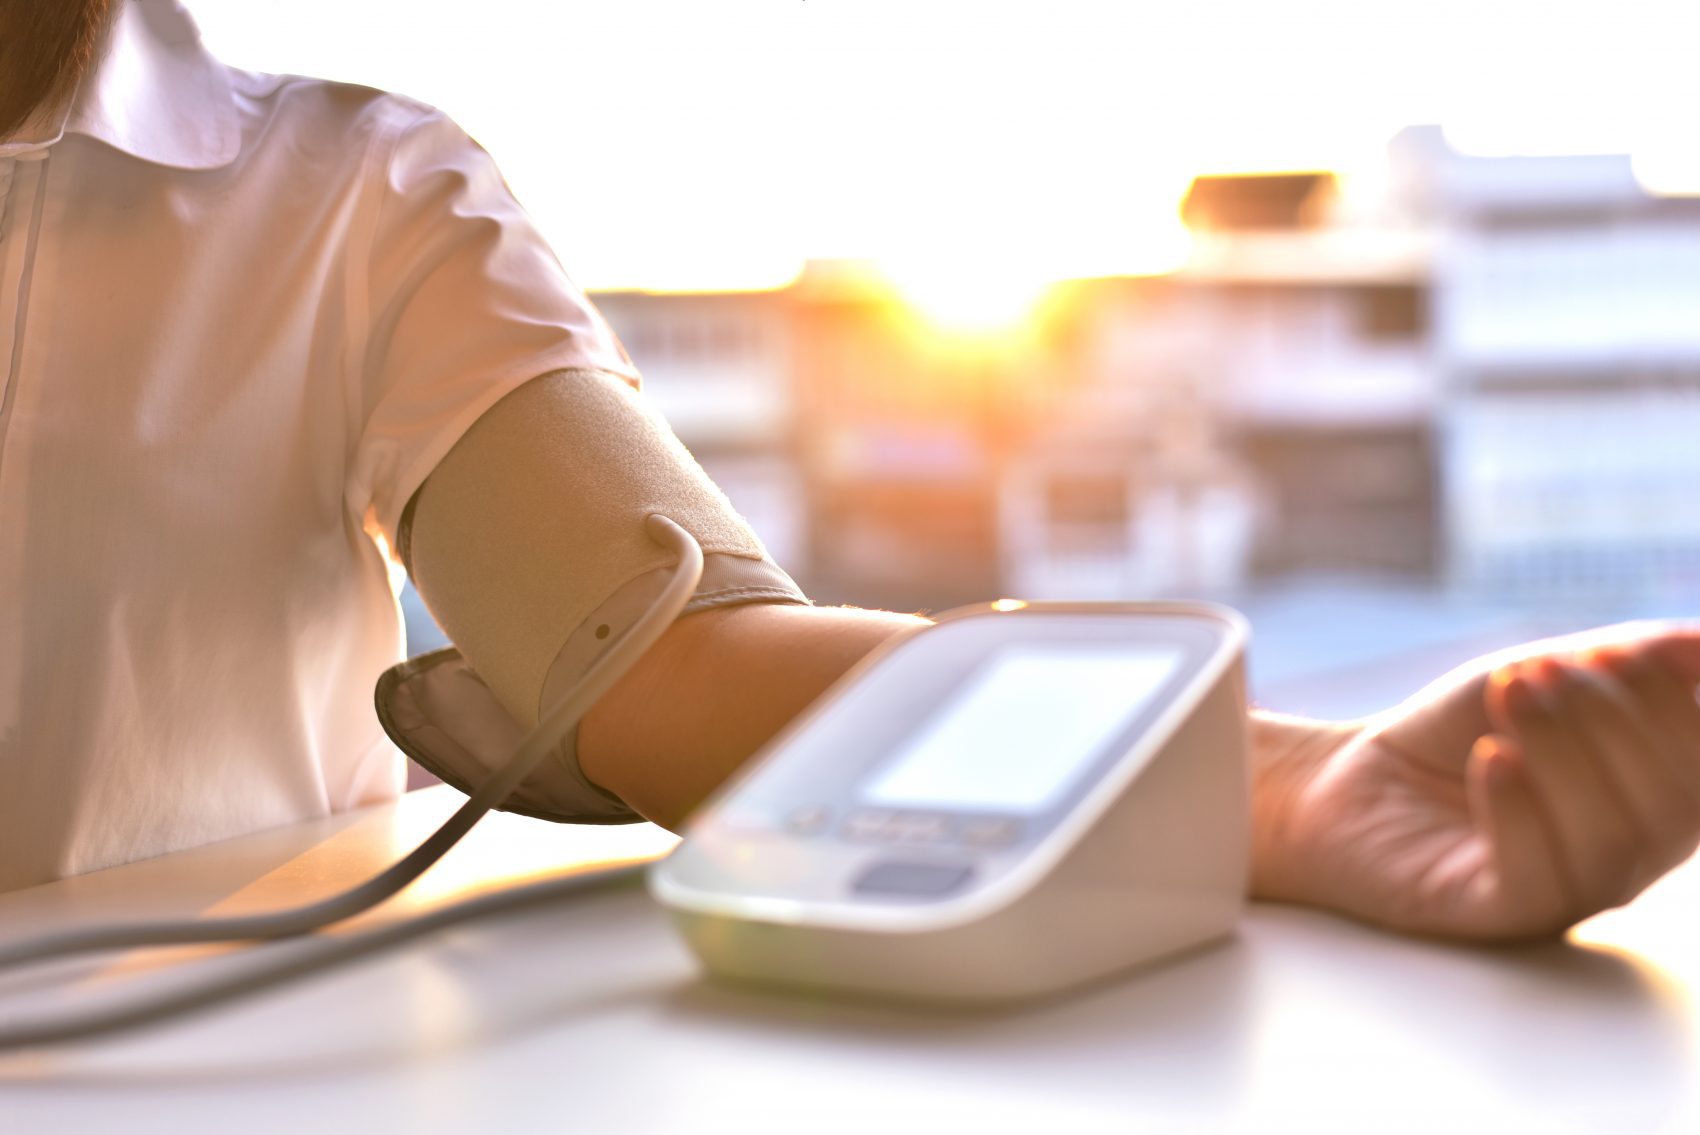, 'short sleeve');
346,108,637,554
